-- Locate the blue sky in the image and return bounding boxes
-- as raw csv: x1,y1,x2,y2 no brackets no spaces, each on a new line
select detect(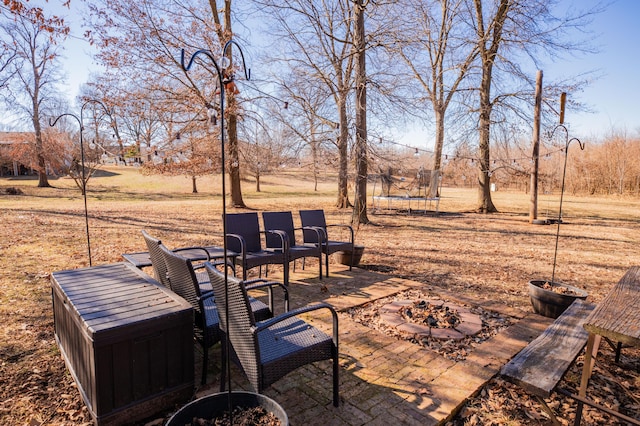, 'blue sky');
540,0,640,139
54,0,638,143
